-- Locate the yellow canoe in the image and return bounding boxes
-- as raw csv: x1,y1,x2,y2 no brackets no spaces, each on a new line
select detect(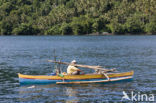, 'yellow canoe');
18,71,134,85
